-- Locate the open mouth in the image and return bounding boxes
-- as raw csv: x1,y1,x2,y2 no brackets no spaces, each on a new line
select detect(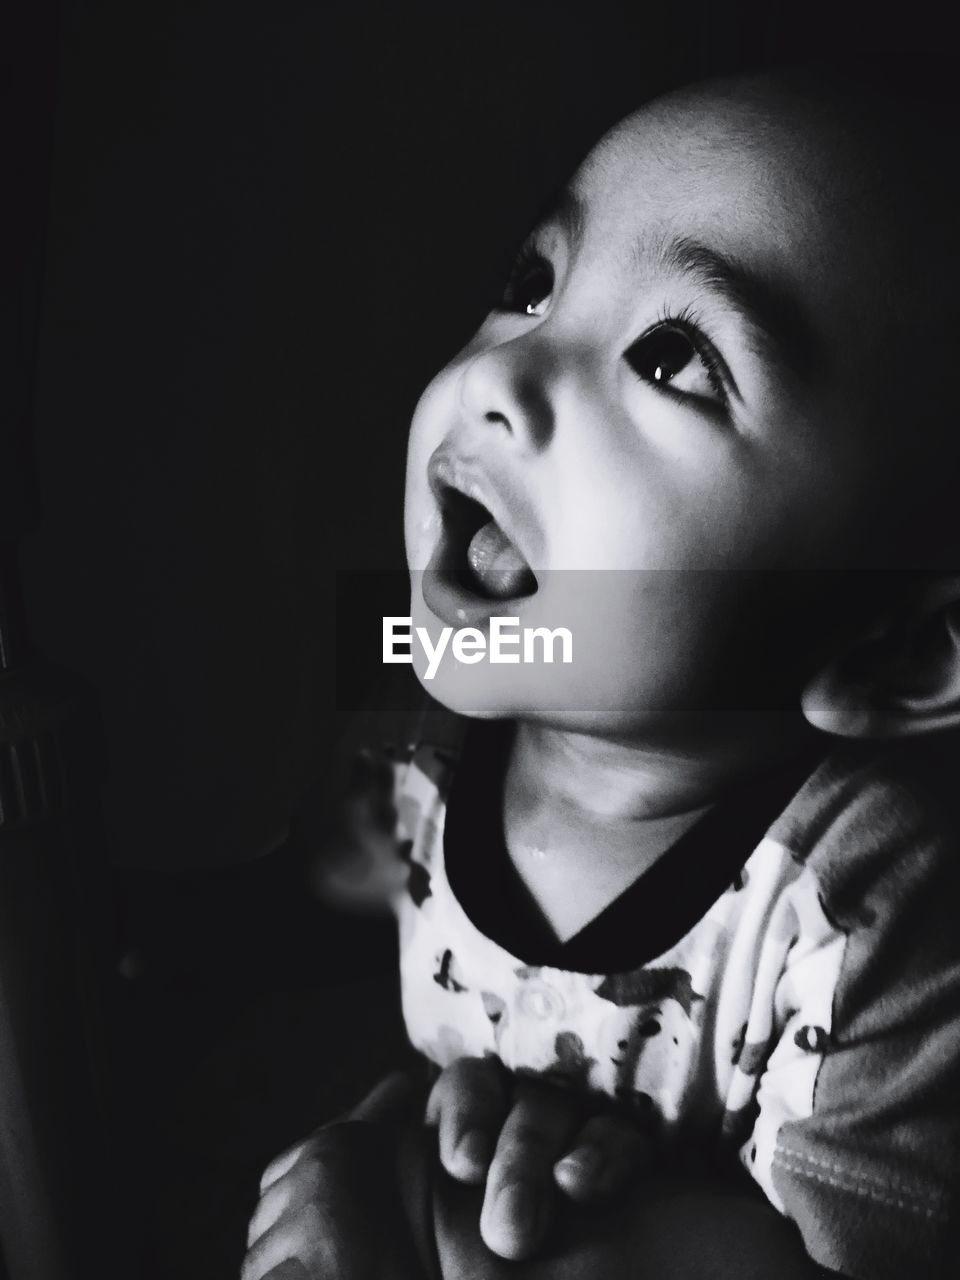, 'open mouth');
437,486,539,602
